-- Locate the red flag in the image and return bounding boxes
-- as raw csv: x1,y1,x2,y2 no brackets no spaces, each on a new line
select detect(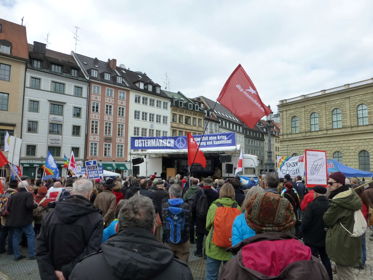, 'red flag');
0,151,8,167
217,64,272,128
235,150,243,175
68,151,76,172
187,133,206,168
